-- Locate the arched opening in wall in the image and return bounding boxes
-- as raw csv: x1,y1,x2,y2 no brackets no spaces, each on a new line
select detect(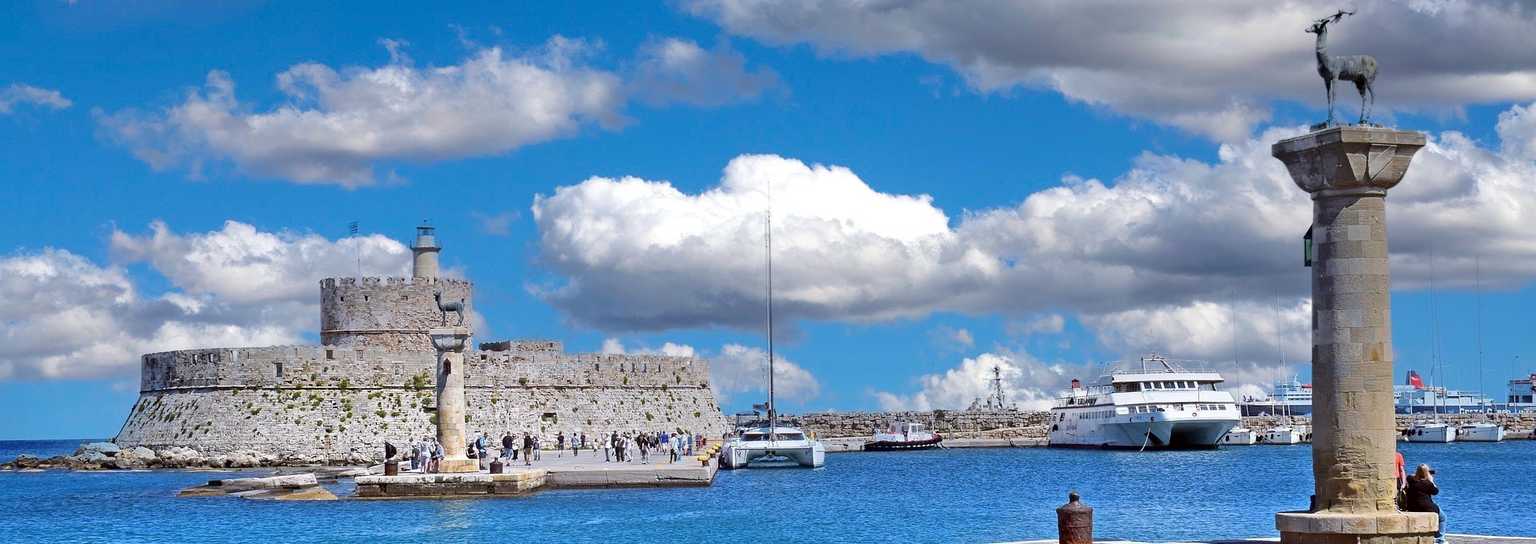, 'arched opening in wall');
274,362,284,379
444,361,452,375
541,413,558,425
326,349,334,360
